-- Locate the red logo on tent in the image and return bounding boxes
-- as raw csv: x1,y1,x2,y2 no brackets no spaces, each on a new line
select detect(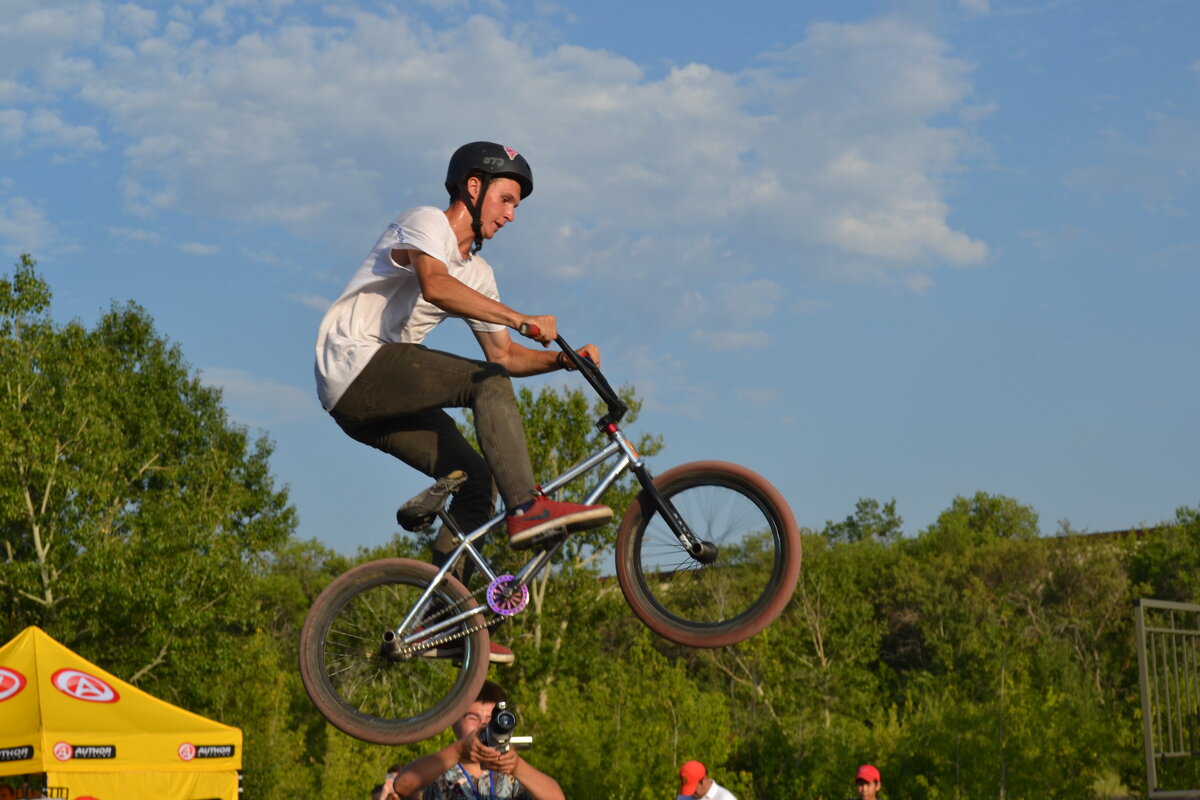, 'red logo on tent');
53,741,74,761
51,669,120,703
178,742,197,761
0,667,26,702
